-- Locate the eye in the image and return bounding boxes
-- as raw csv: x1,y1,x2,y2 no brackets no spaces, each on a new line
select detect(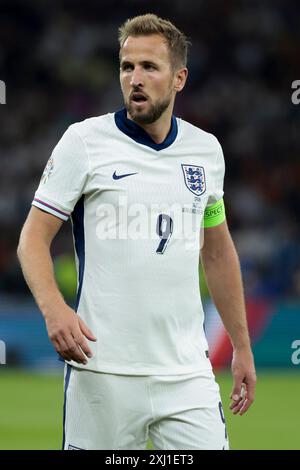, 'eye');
144,63,156,71
121,63,133,72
